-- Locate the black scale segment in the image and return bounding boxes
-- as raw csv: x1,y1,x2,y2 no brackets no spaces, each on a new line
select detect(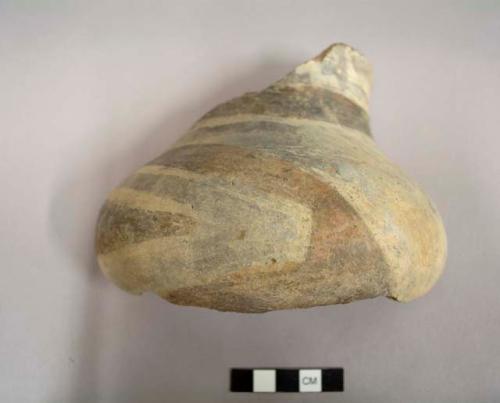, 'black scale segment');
322,368,344,392
230,369,253,392
276,369,299,392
